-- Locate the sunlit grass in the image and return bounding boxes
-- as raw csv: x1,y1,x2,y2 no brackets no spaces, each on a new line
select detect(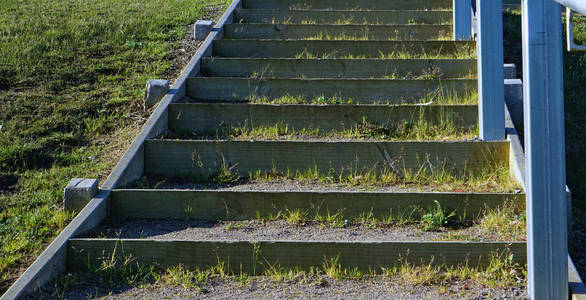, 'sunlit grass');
184,108,477,142
248,90,478,105
293,43,476,59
